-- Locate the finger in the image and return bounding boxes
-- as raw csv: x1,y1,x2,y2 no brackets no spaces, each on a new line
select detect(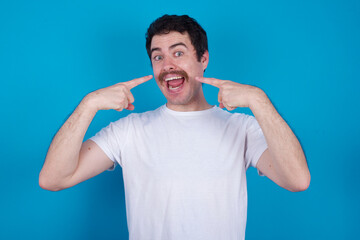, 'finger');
123,87,135,104
195,76,223,88
126,103,135,111
127,92,135,104
218,92,224,109
115,106,124,112
115,97,128,112
125,75,153,89
223,103,236,111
